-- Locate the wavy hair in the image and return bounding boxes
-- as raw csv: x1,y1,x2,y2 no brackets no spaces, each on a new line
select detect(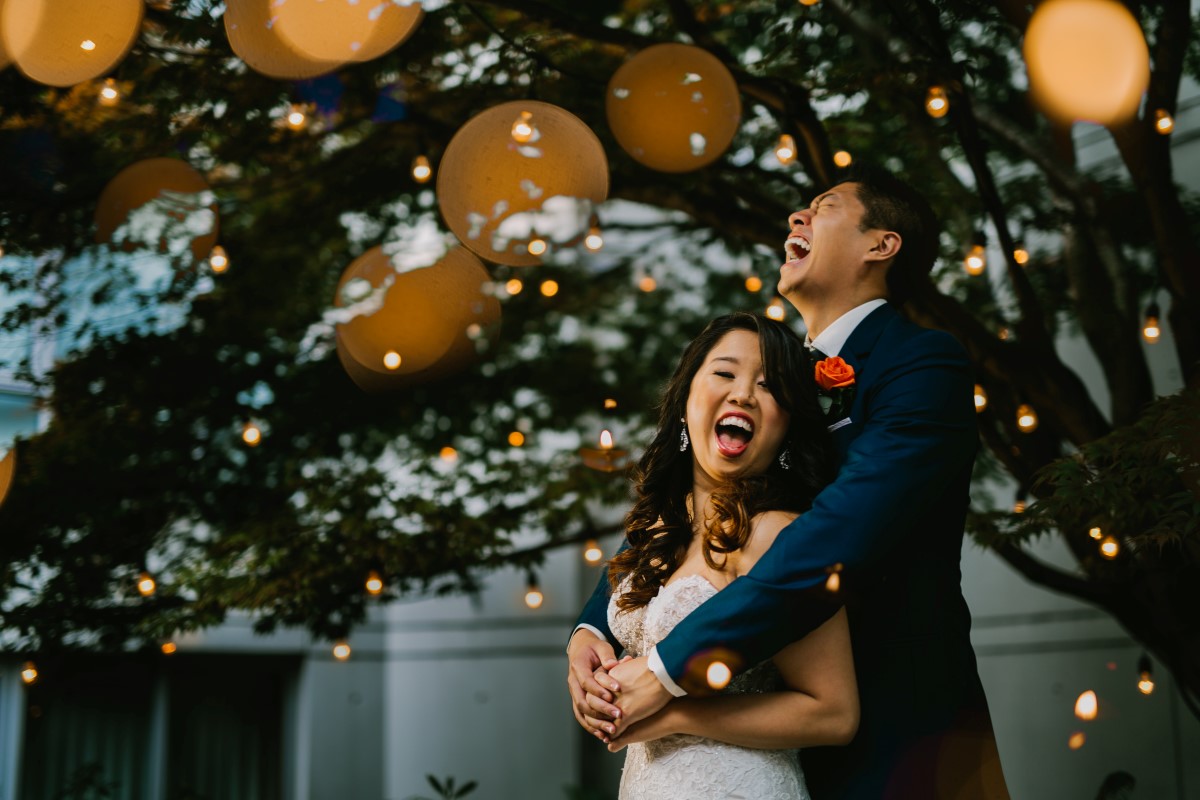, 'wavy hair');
608,313,835,611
